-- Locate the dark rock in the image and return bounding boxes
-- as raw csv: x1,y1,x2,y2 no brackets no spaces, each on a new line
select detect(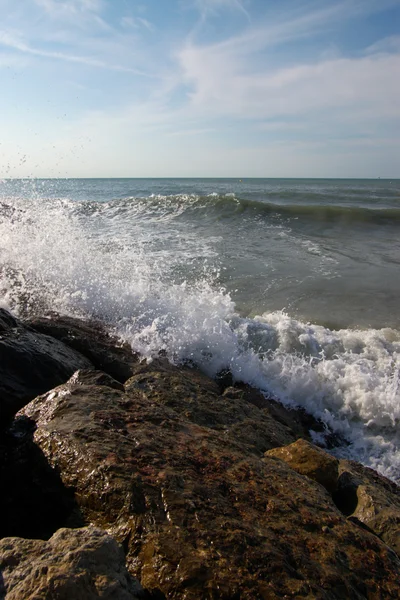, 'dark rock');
0,309,93,427
19,368,400,599
334,460,400,557
27,314,139,383
0,309,19,331
0,526,143,599
214,368,233,391
0,415,84,540
265,439,339,493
